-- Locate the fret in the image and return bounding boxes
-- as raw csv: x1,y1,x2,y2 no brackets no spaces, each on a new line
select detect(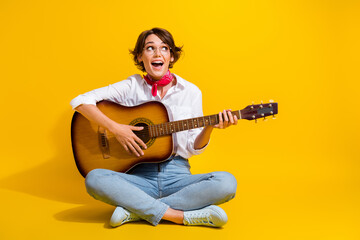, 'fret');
163,123,166,135
155,124,158,137
149,125,153,137
193,118,198,128
175,121,178,133
167,122,171,134
170,122,174,133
